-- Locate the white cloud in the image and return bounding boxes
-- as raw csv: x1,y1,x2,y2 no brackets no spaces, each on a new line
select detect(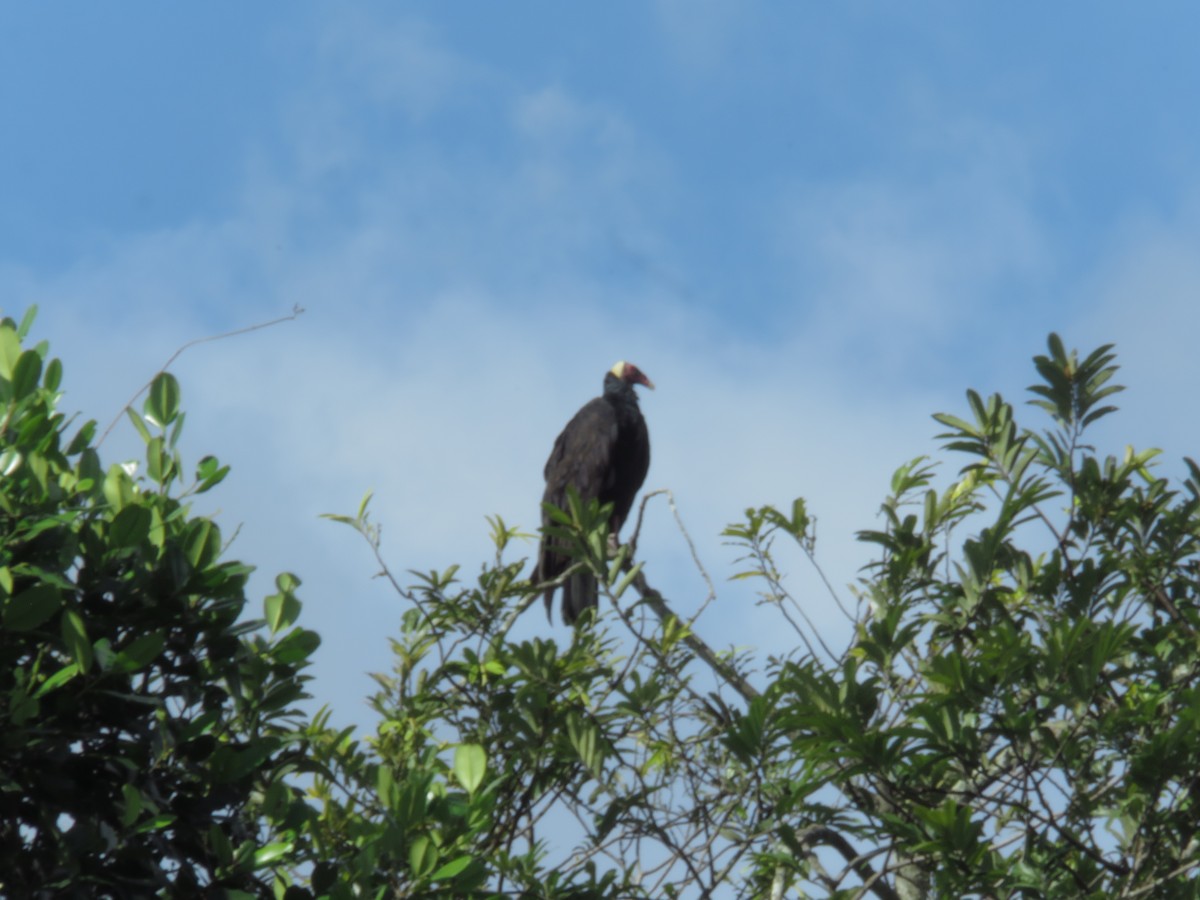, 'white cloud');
1073,192,1200,466
774,118,1050,380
